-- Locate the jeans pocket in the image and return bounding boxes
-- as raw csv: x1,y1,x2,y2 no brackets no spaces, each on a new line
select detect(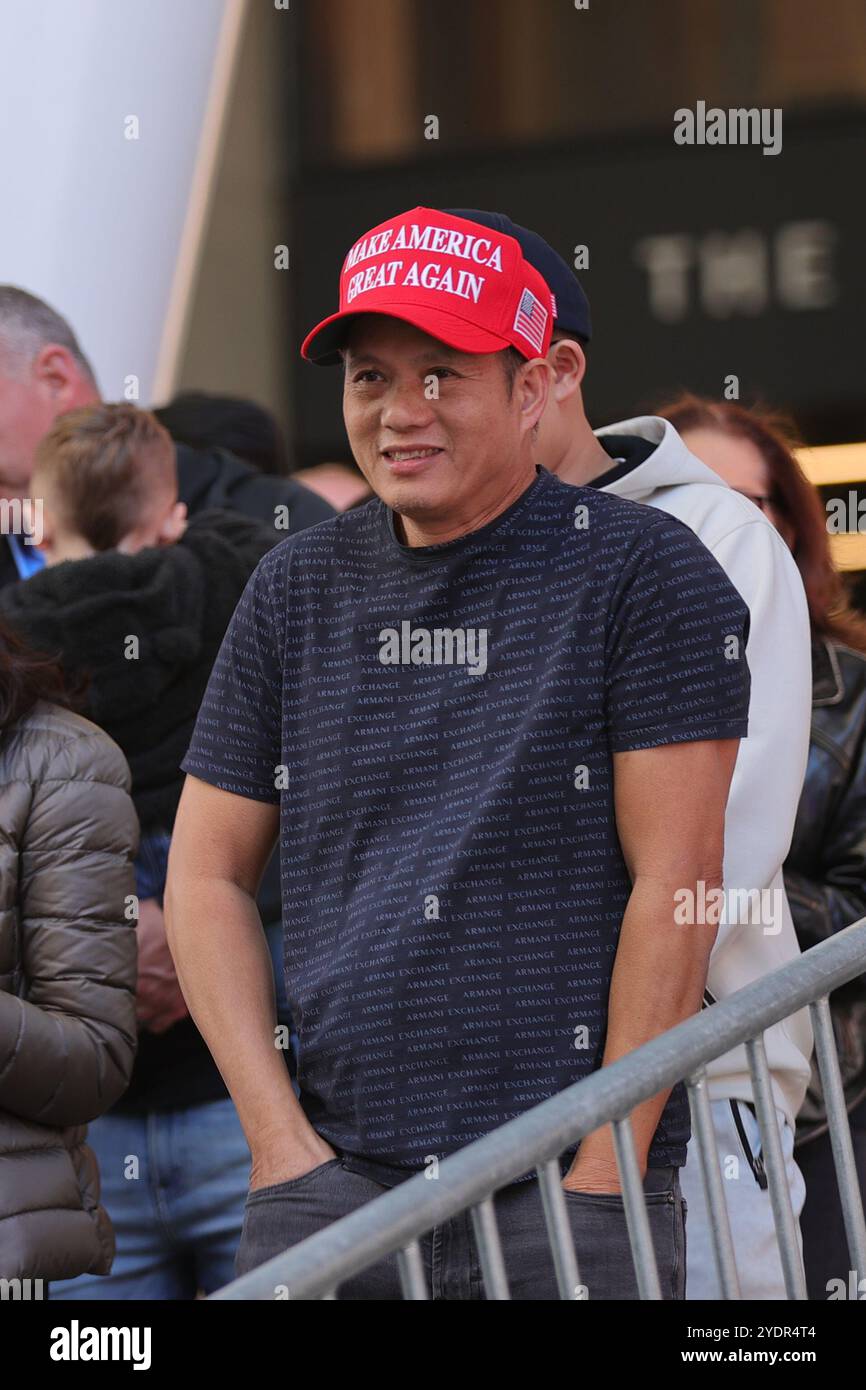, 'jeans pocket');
562,1186,683,1299
561,1188,672,1208
245,1157,343,1204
